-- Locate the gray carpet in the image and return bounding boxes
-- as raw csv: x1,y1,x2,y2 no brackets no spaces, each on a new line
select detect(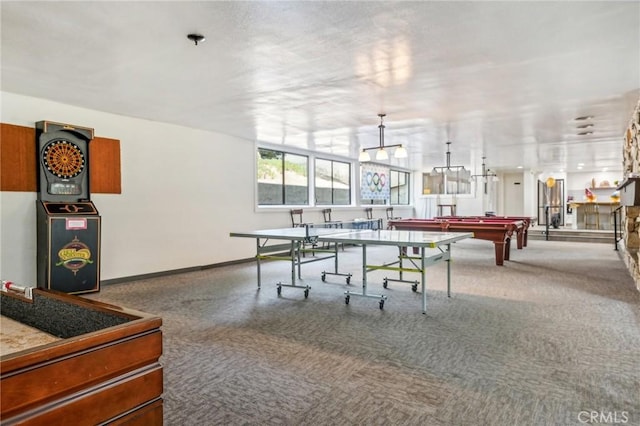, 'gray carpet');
85,239,640,425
